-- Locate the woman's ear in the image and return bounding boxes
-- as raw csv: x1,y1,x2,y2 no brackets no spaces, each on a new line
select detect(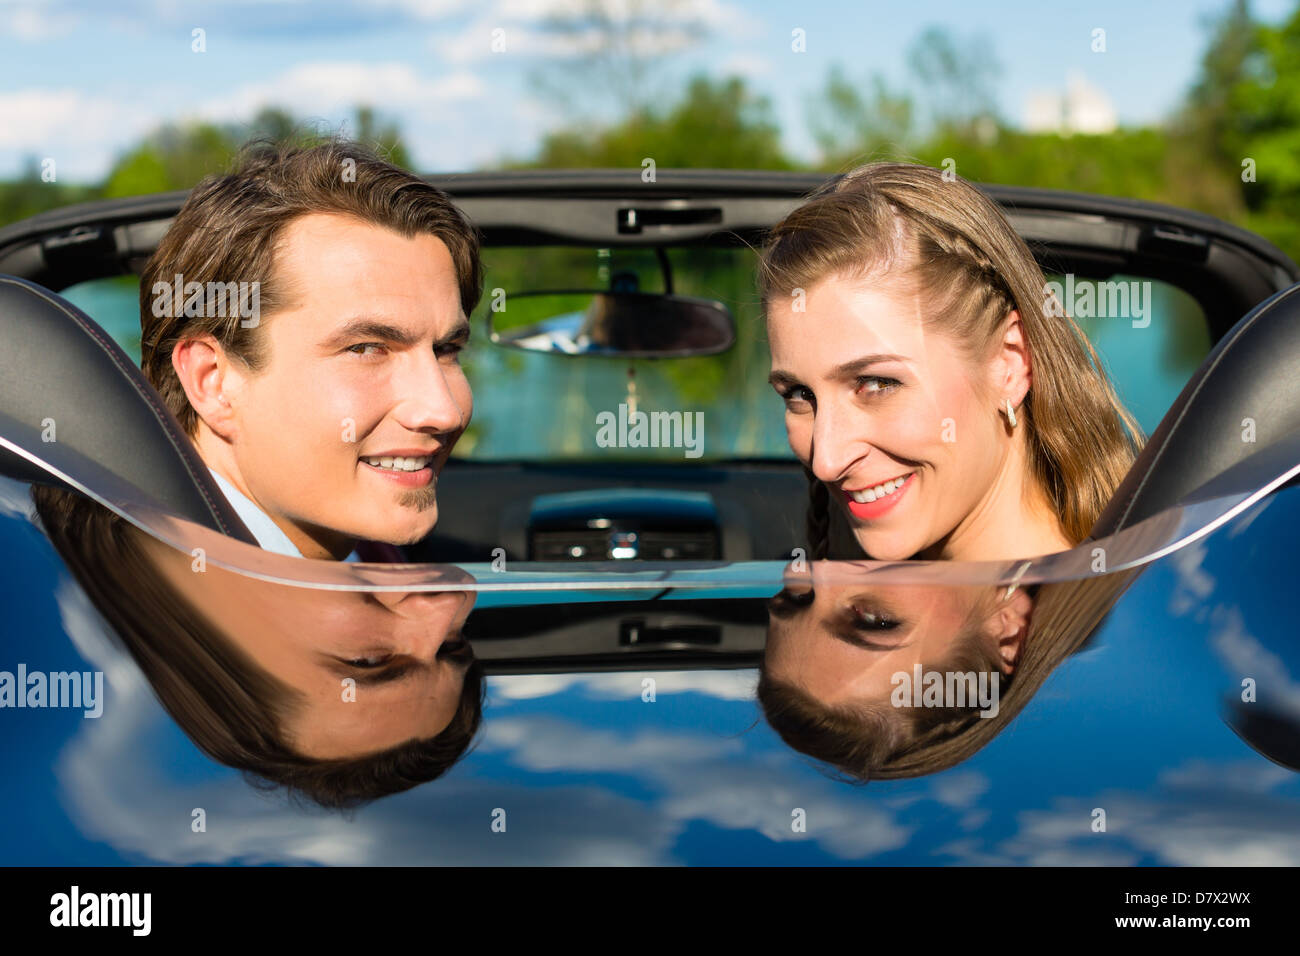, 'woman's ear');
984,585,1033,675
172,335,241,440
993,309,1032,407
